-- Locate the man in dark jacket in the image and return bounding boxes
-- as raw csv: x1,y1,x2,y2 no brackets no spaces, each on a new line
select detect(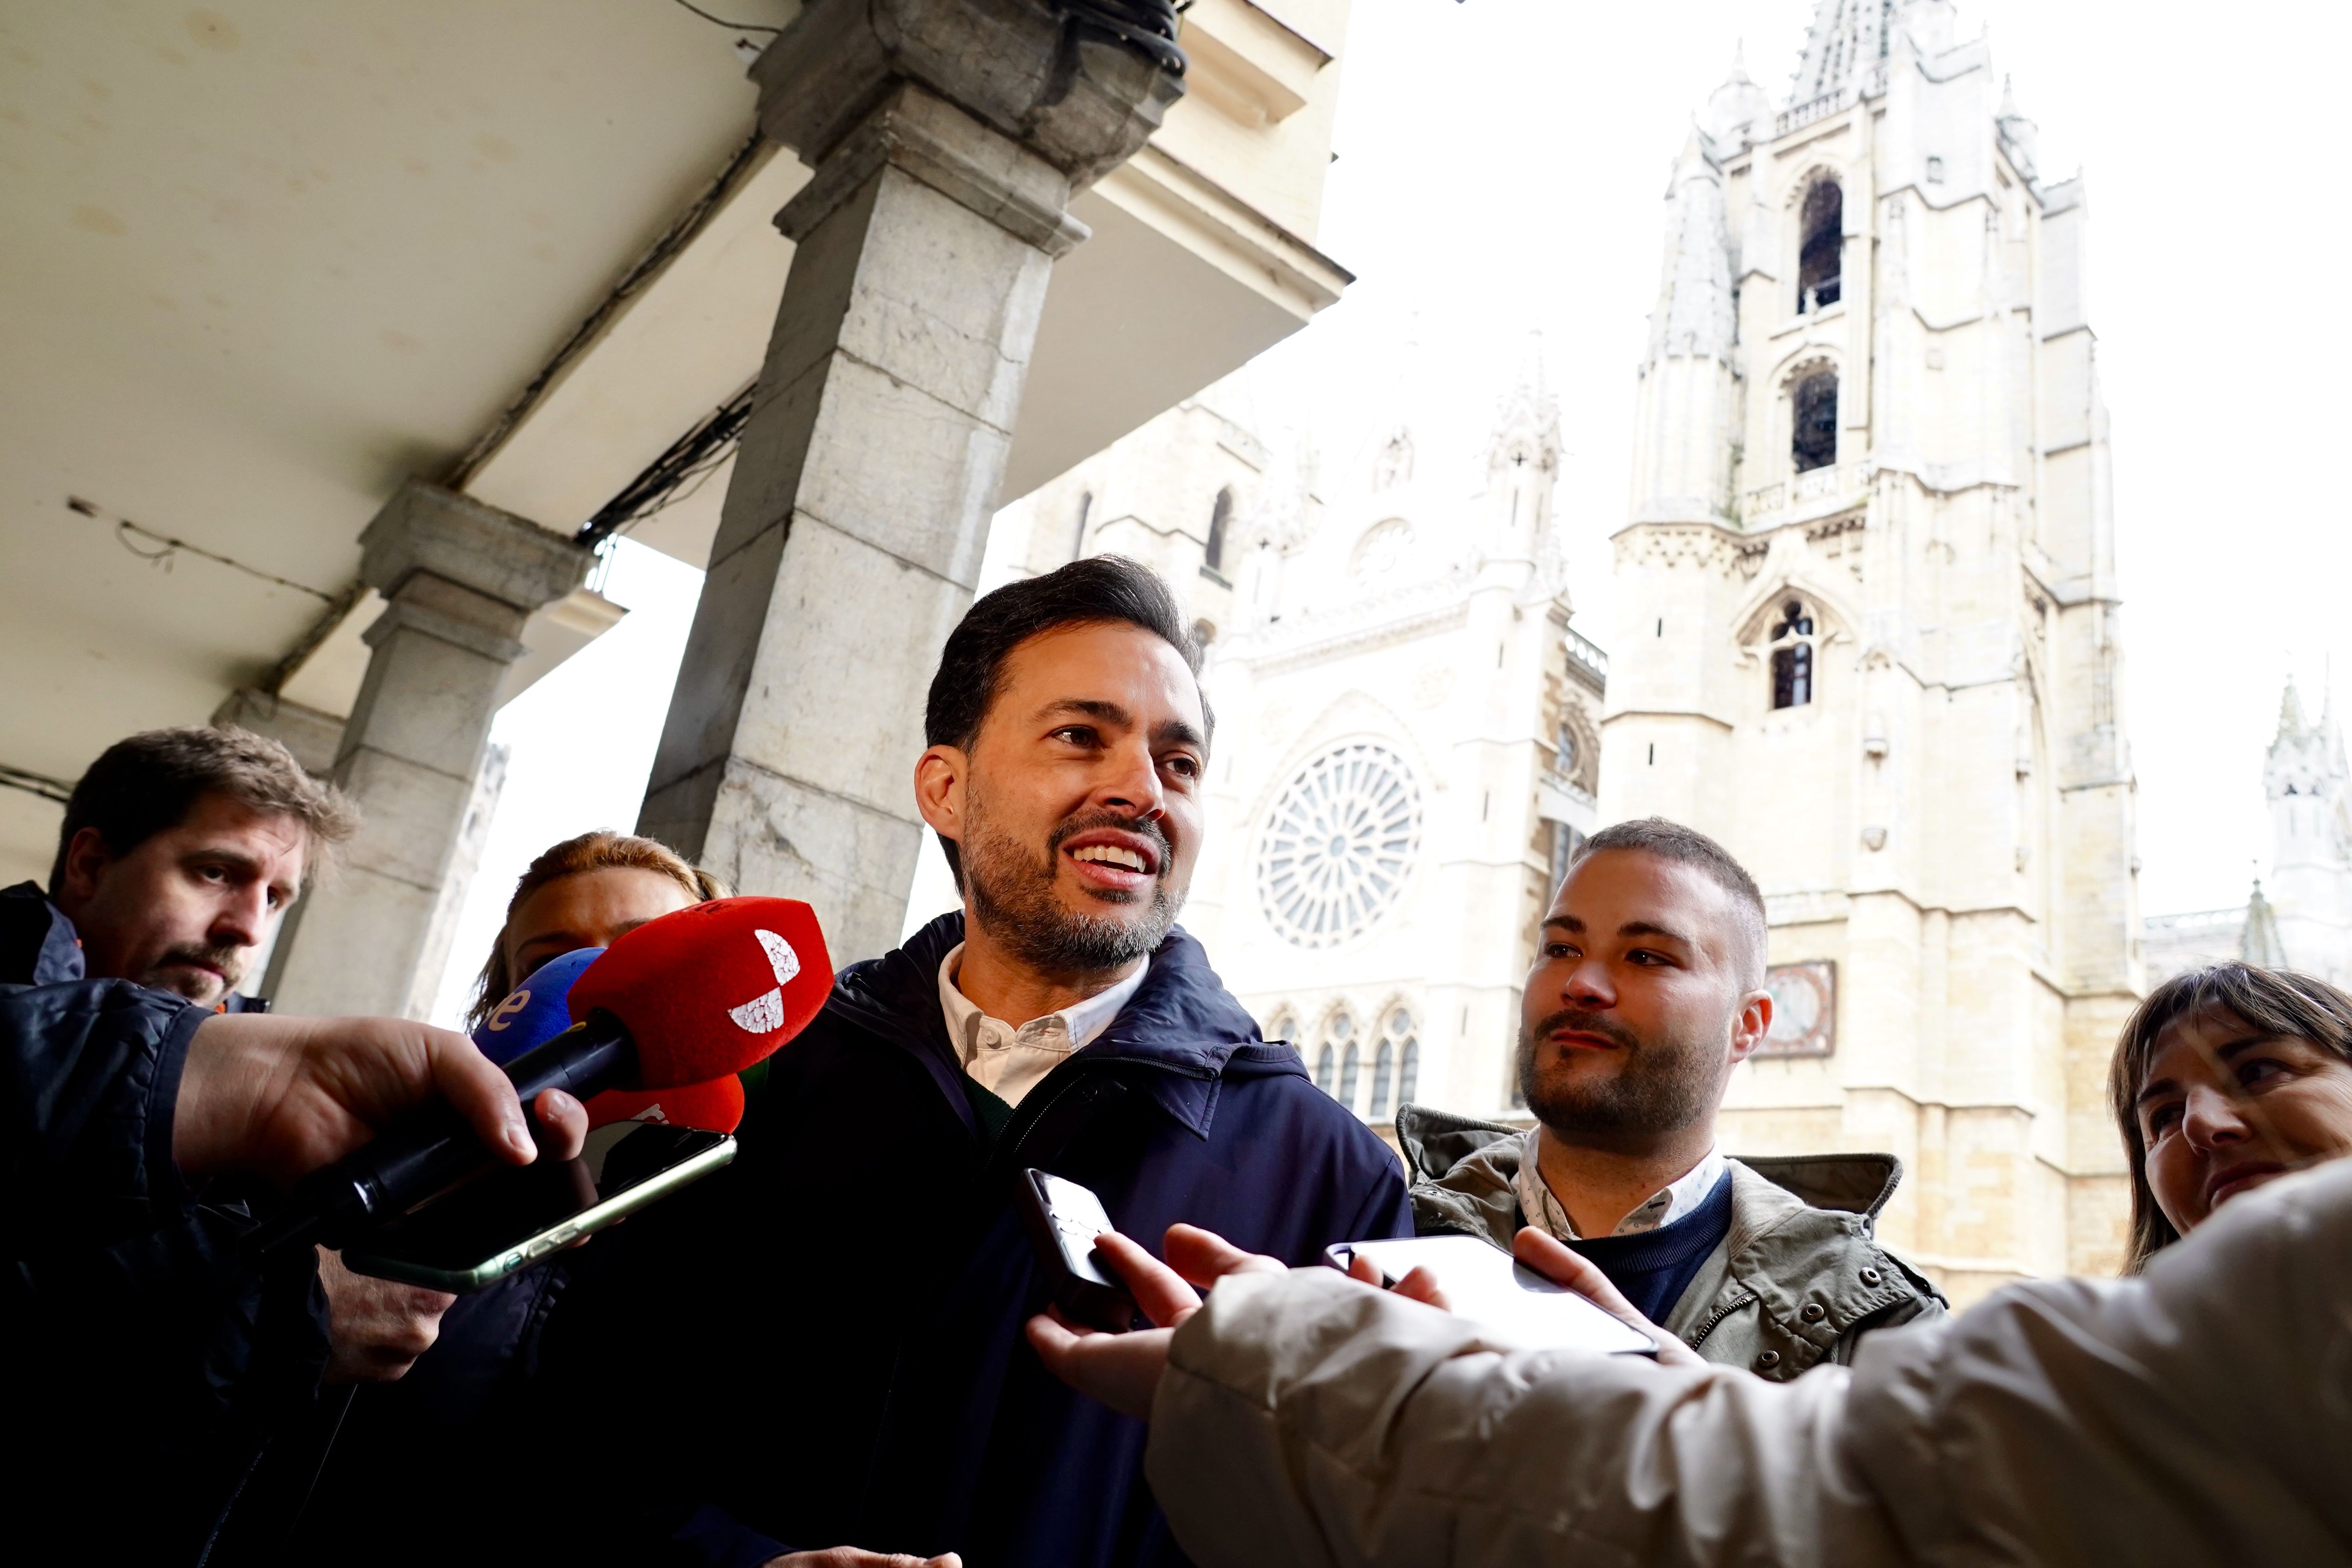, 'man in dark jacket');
2,975,586,1563
535,558,1410,1568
